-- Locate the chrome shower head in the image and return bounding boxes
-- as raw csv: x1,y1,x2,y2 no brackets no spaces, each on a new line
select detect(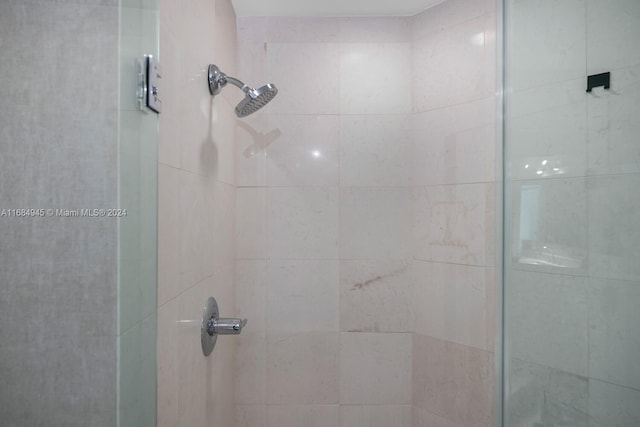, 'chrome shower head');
235,84,278,118
208,64,278,118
